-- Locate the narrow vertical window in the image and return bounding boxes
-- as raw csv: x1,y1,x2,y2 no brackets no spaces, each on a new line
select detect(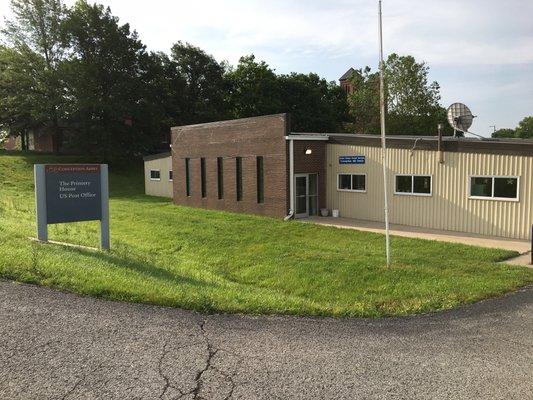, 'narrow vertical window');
236,157,243,201
217,157,224,200
200,158,206,198
256,156,264,204
185,158,190,196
